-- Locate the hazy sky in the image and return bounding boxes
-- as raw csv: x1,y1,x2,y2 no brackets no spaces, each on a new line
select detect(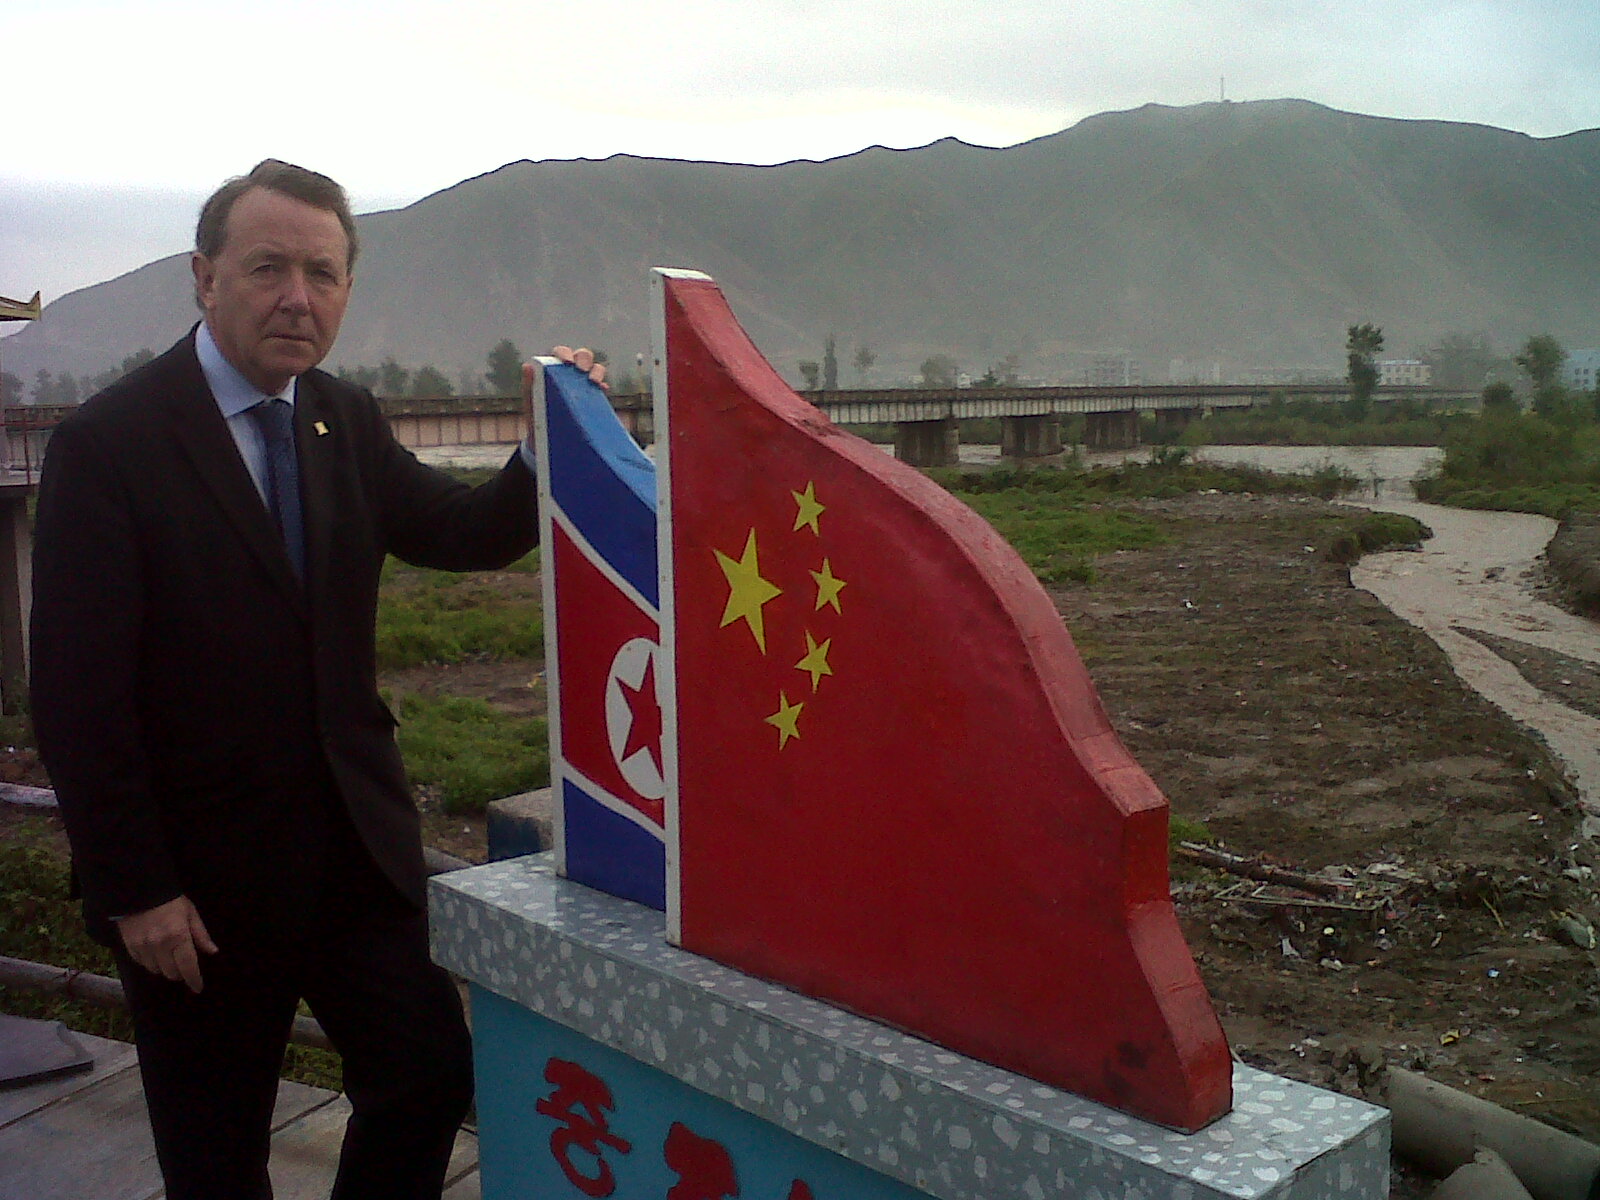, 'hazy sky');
4,0,1598,306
